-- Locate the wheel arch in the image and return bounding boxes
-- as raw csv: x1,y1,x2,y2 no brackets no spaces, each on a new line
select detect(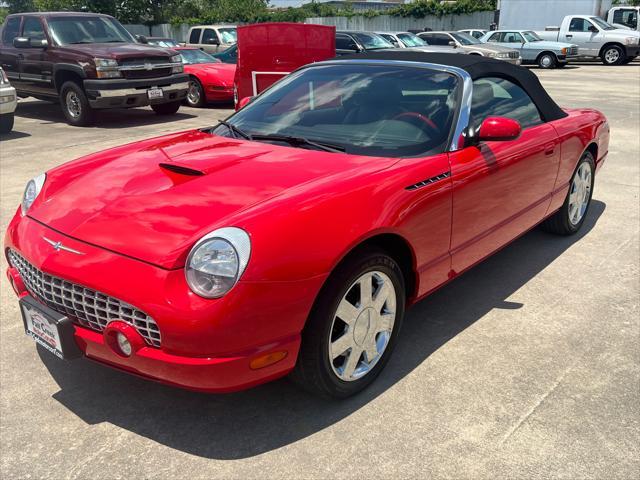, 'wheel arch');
53,66,85,92
599,42,624,58
536,50,557,62
584,141,598,161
